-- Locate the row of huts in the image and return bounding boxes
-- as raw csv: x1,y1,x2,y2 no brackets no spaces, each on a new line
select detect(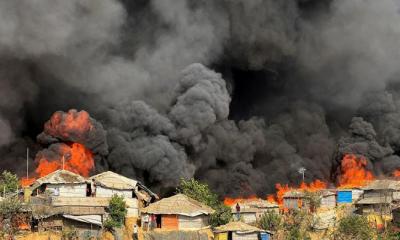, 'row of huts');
20,169,157,238
13,169,273,240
